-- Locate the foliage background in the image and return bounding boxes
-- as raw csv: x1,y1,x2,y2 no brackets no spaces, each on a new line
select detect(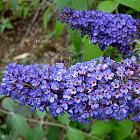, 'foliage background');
0,0,140,140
